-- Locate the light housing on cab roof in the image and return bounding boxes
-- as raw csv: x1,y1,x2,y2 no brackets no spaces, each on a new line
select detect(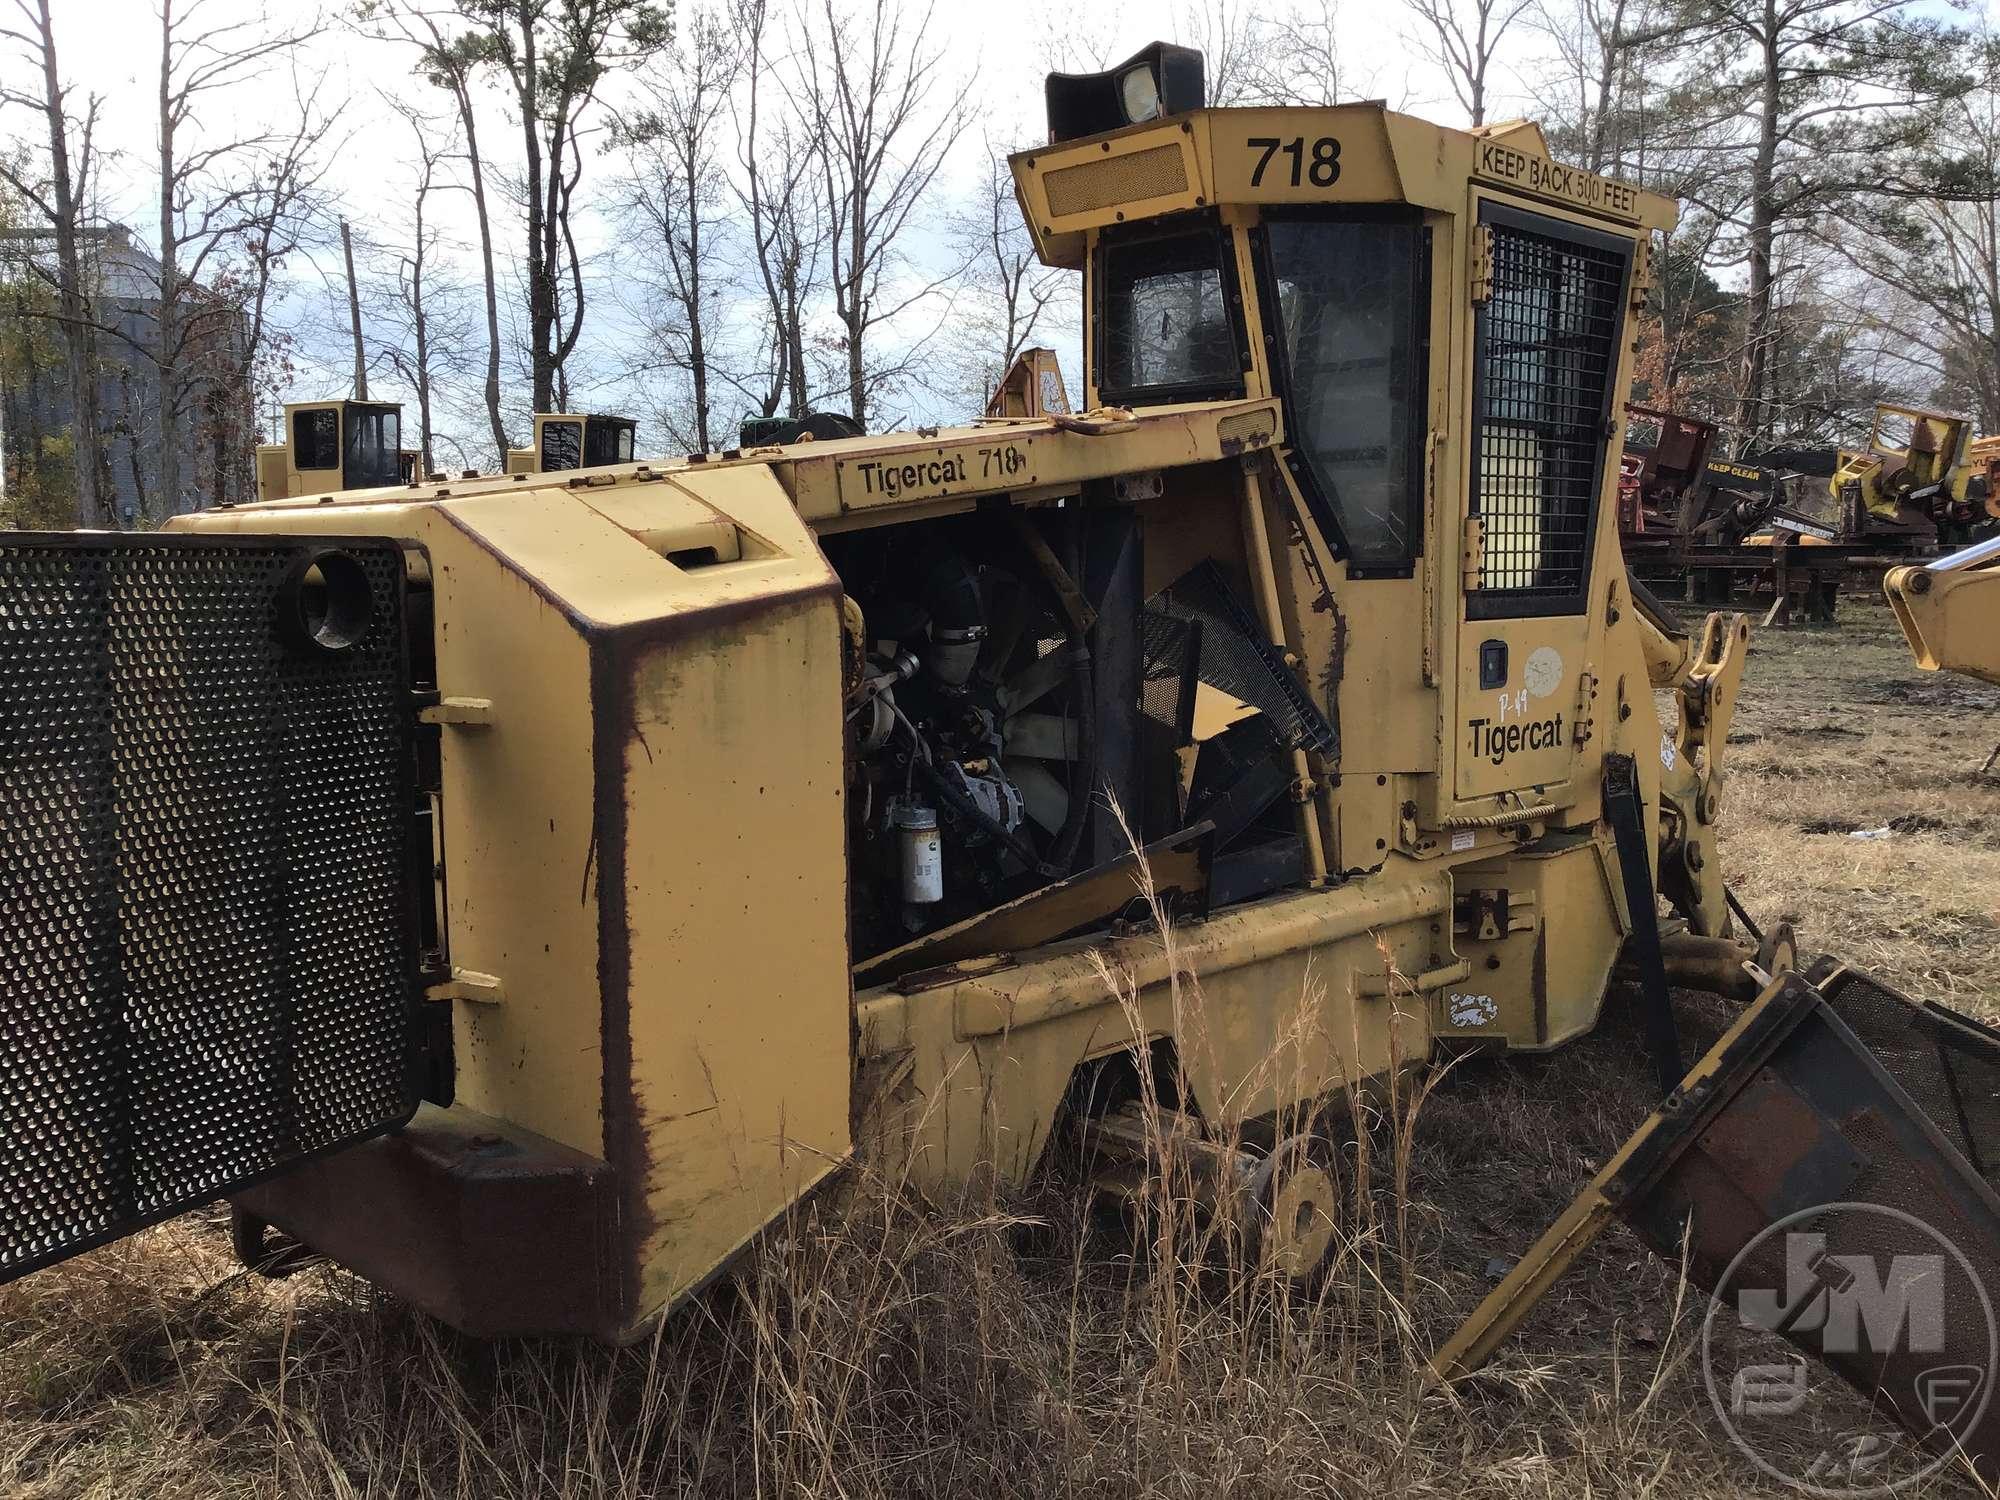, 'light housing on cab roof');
1045,42,1205,144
